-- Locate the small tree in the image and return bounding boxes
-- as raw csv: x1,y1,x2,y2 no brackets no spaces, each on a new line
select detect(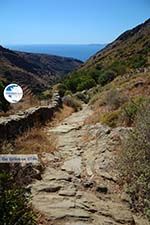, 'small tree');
77,78,96,91
98,70,116,86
